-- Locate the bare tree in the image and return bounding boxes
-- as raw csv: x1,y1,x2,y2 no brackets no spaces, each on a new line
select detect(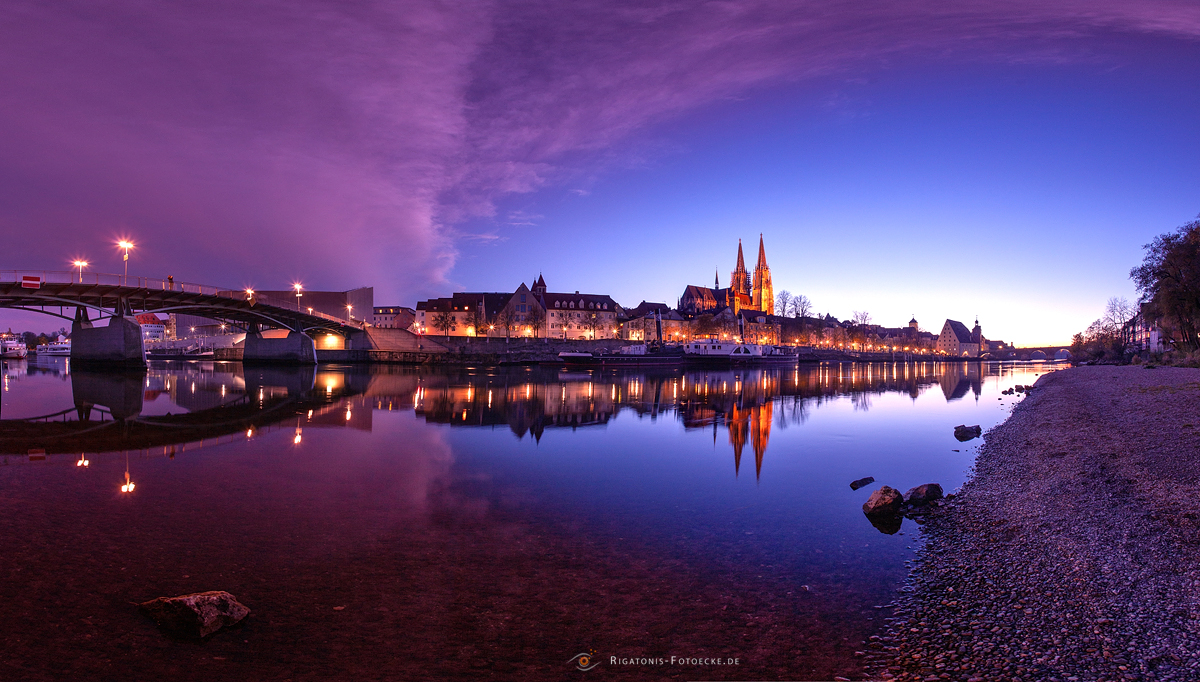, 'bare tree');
431,311,455,340
691,314,718,339
467,305,486,342
1102,296,1134,332
775,291,793,318
852,310,872,327
527,306,546,341
580,311,602,339
793,295,812,320
494,308,515,343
